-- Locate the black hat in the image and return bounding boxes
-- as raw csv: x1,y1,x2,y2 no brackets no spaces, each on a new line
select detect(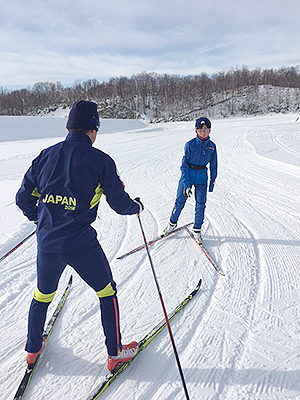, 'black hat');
66,100,100,131
195,117,211,129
